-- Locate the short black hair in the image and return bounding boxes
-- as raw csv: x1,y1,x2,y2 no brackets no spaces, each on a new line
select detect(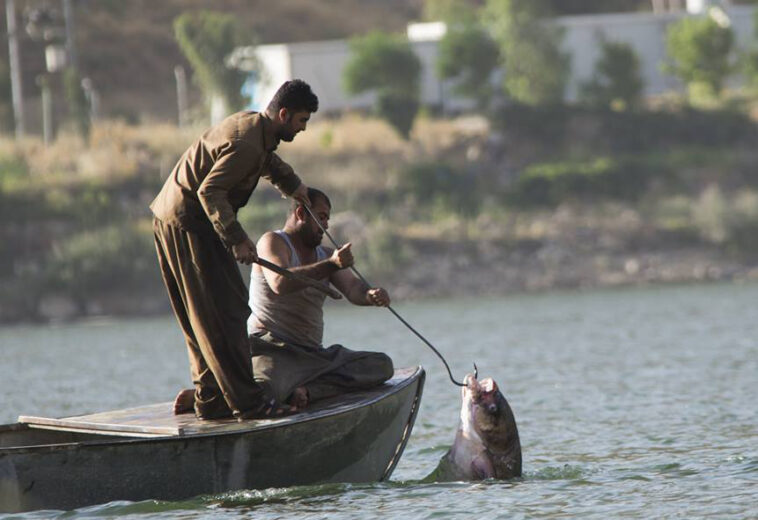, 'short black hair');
268,79,319,114
290,187,331,214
